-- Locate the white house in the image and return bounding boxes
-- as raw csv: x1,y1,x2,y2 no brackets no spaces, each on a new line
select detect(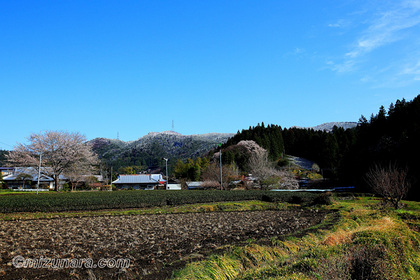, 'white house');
112,174,165,190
